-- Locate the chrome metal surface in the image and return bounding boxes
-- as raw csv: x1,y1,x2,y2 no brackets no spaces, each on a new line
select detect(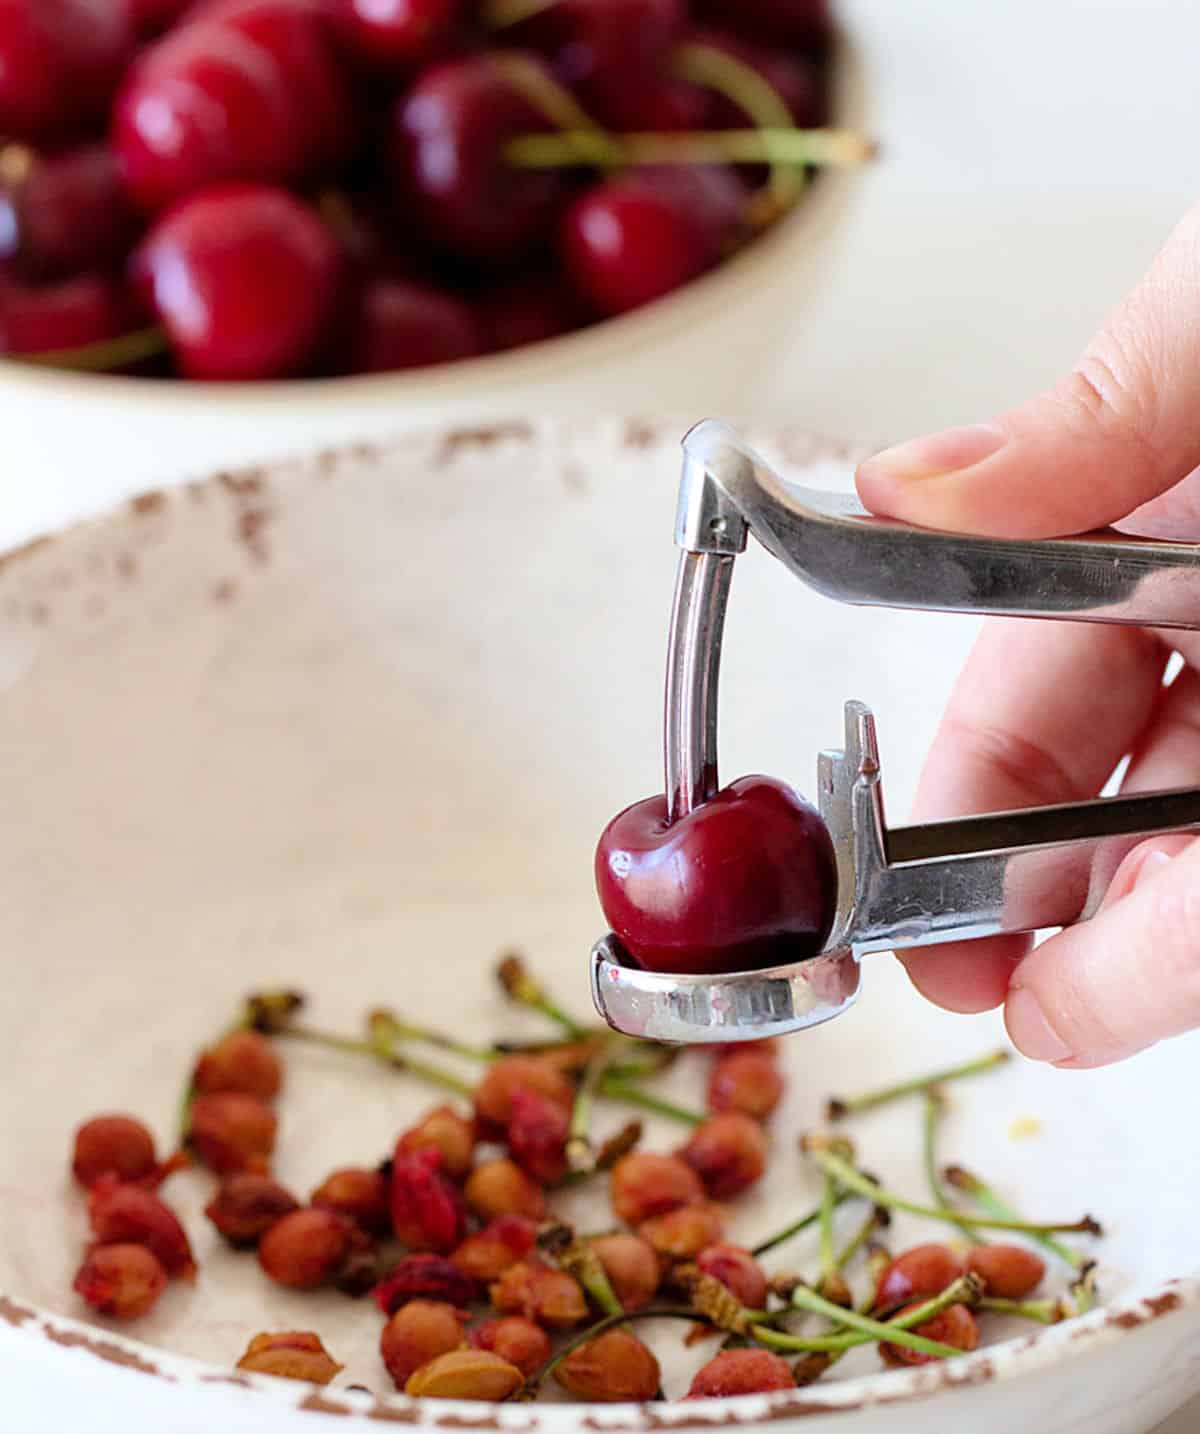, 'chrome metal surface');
590,421,1200,1041
683,418,1200,628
